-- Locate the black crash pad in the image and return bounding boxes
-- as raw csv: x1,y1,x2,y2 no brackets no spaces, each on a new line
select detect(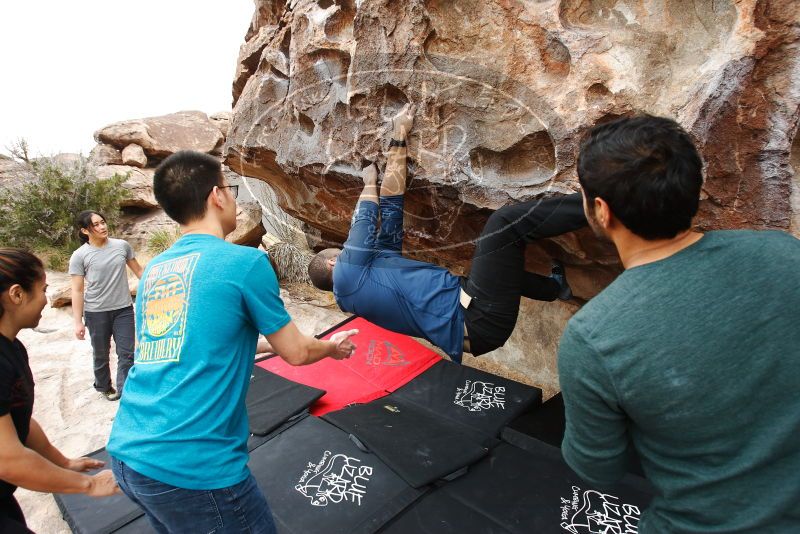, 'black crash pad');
246,365,325,436
502,392,566,448
247,410,309,452
381,439,652,534
502,393,646,479
111,515,155,533
323,395,491,488
55,415,310,534
54,449,144,534
248,416,425,534
392,360,542,438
